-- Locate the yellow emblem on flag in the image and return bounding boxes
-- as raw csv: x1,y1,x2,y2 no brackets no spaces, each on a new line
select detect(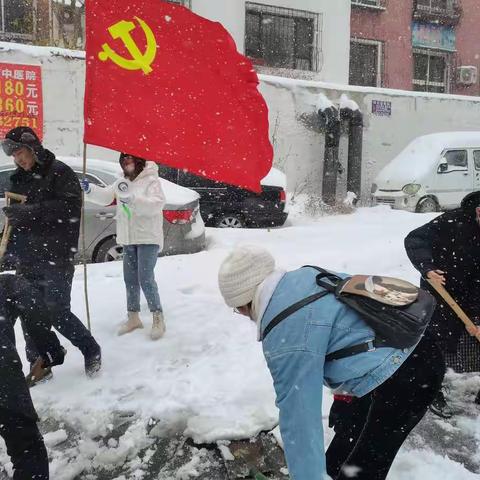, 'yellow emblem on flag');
98,17,157,75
